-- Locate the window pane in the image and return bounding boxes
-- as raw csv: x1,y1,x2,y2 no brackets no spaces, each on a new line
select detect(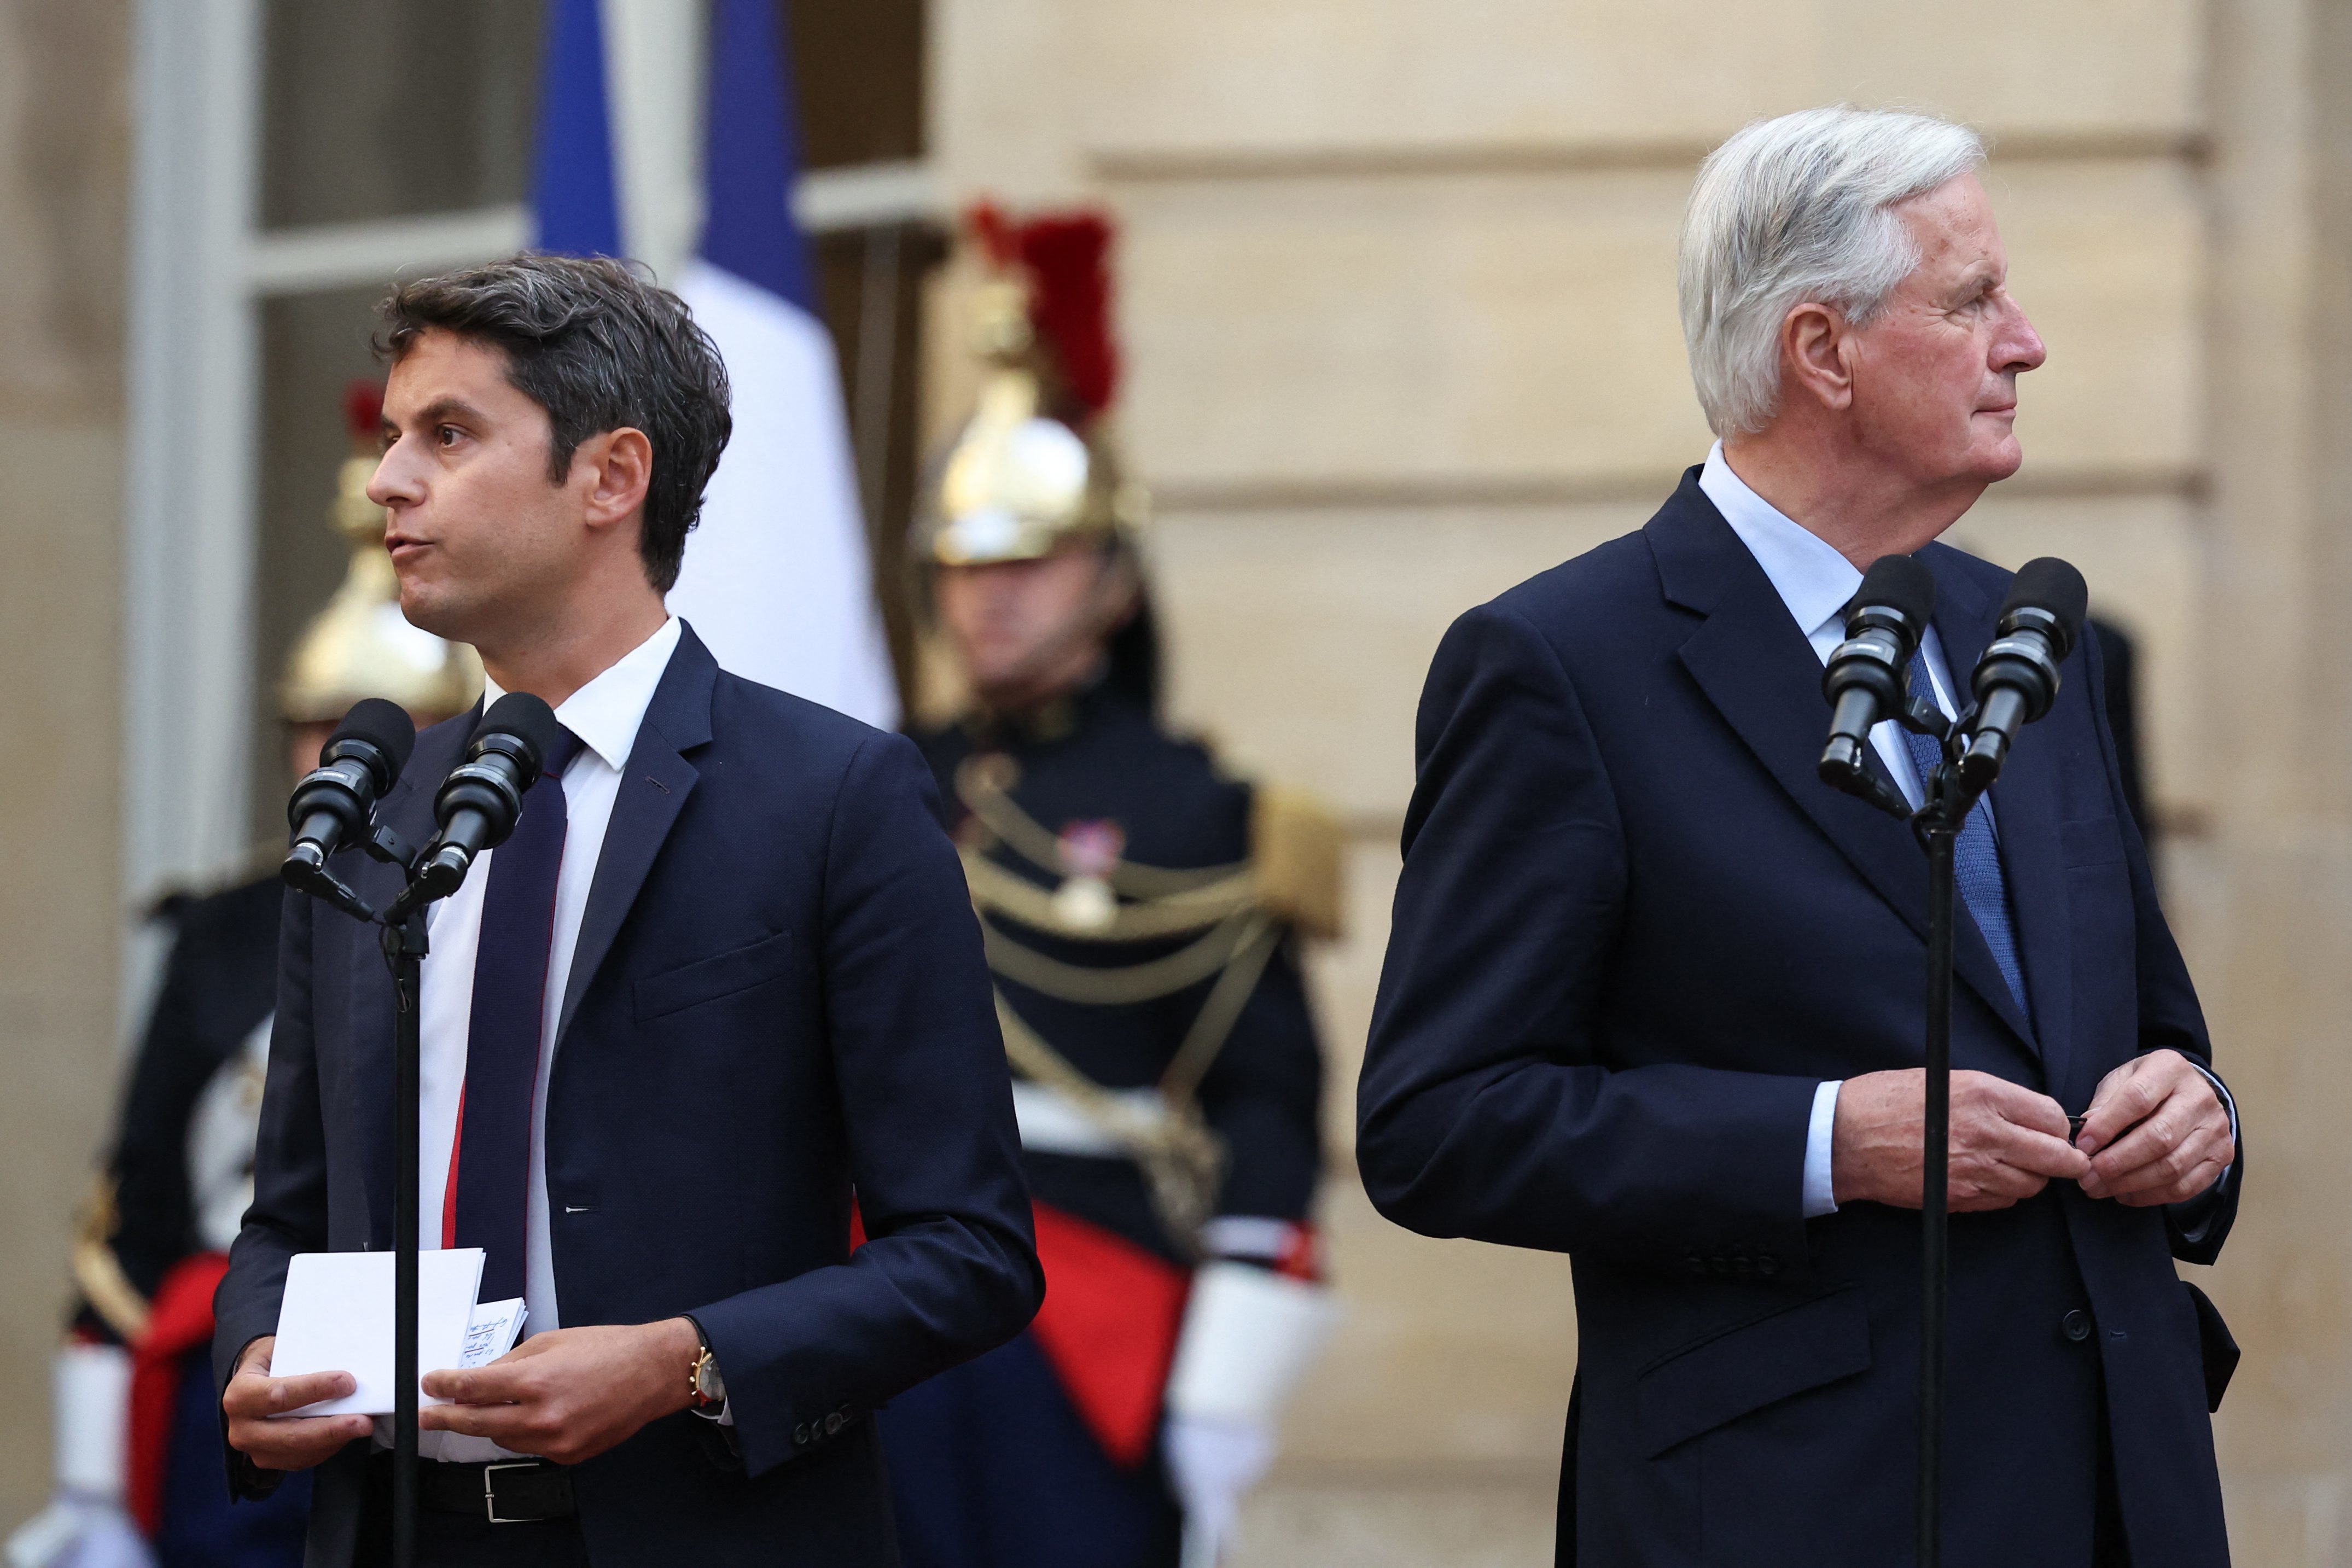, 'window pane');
260,0,544,230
